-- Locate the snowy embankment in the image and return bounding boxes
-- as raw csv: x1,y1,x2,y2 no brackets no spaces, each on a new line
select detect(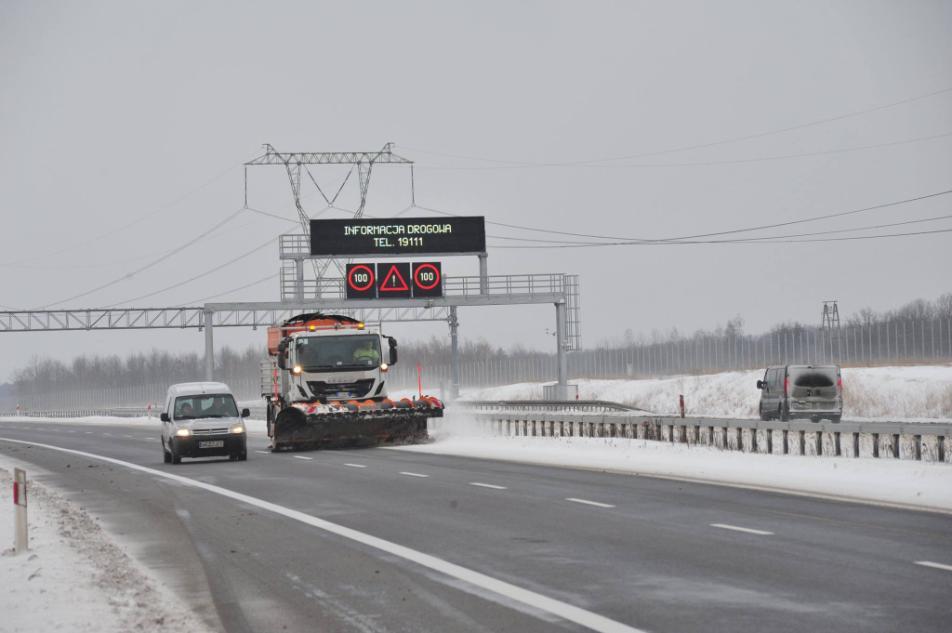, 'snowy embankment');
399,412,952,512
0,464,212,633
462,364,952,420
